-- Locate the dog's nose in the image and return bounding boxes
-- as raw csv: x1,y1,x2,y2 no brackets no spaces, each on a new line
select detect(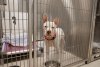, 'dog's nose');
47,30,51,34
